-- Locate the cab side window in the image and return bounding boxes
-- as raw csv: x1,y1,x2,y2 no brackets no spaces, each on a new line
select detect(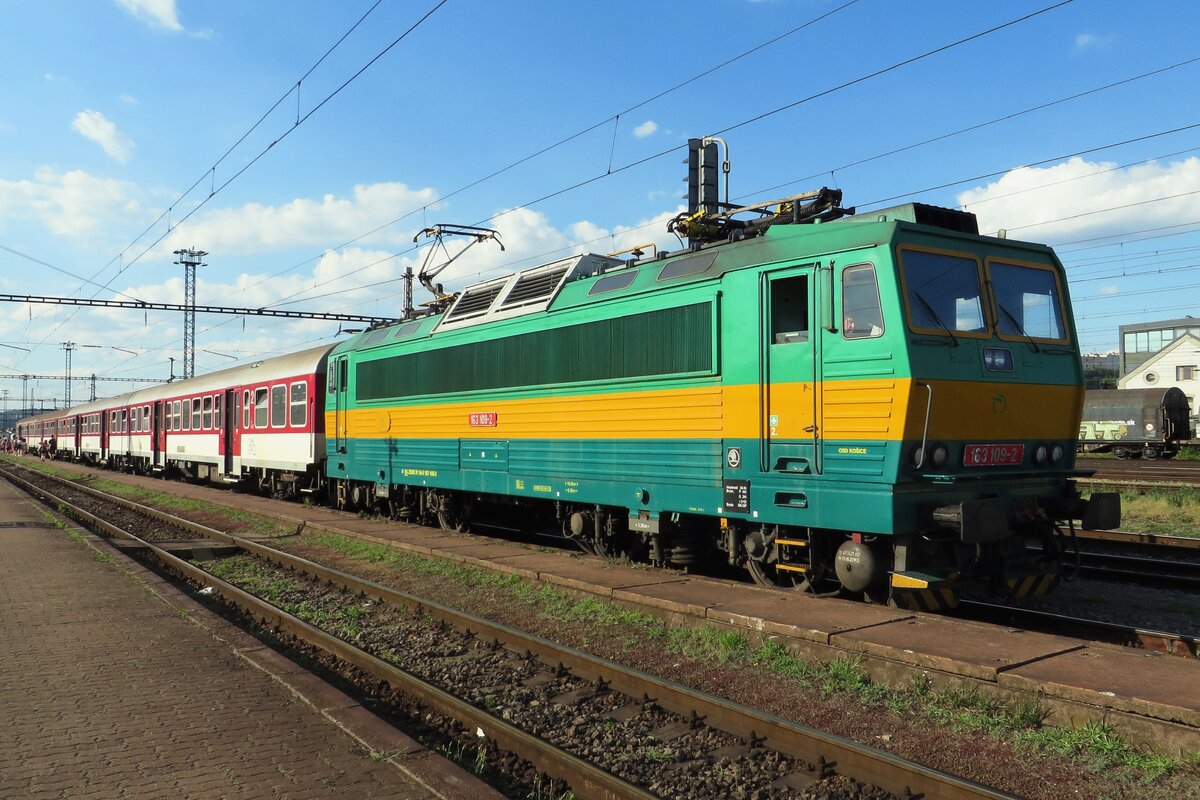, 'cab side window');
842,264,884,340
